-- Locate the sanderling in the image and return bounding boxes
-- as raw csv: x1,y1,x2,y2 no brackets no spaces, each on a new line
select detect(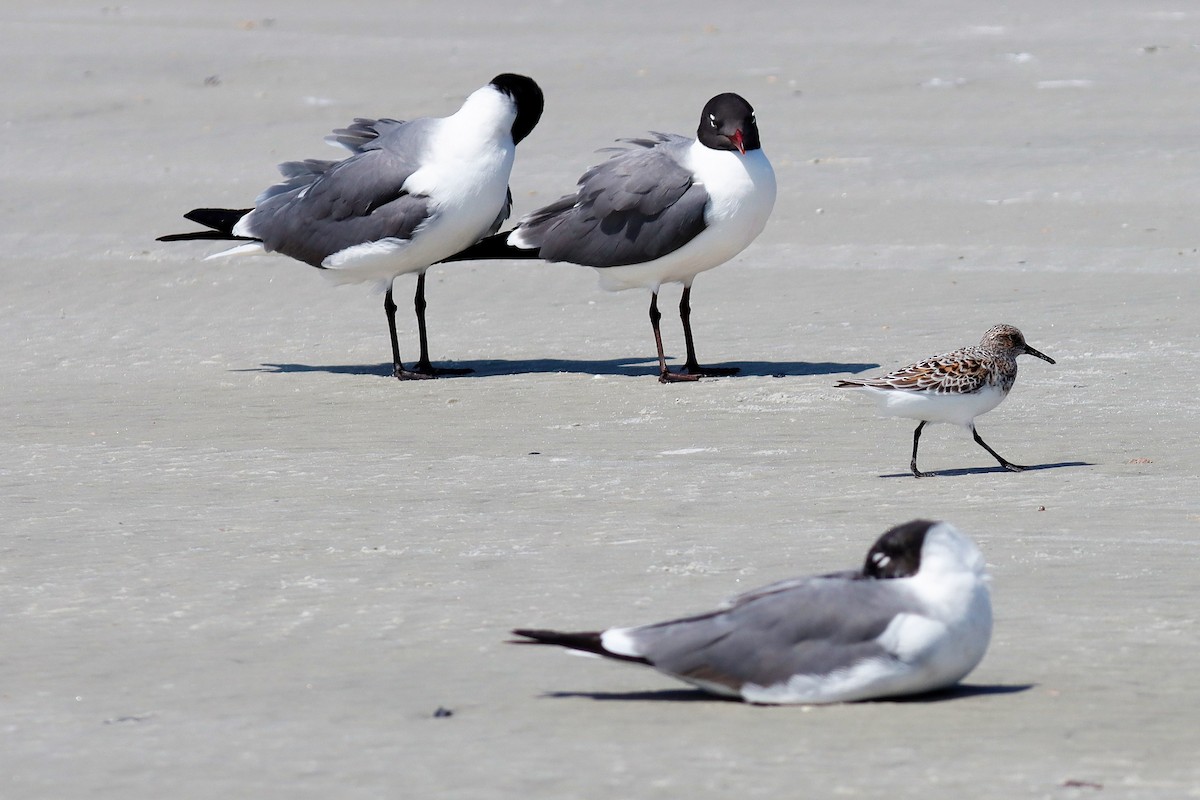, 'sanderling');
835,324,1055,477
512,520,992,704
